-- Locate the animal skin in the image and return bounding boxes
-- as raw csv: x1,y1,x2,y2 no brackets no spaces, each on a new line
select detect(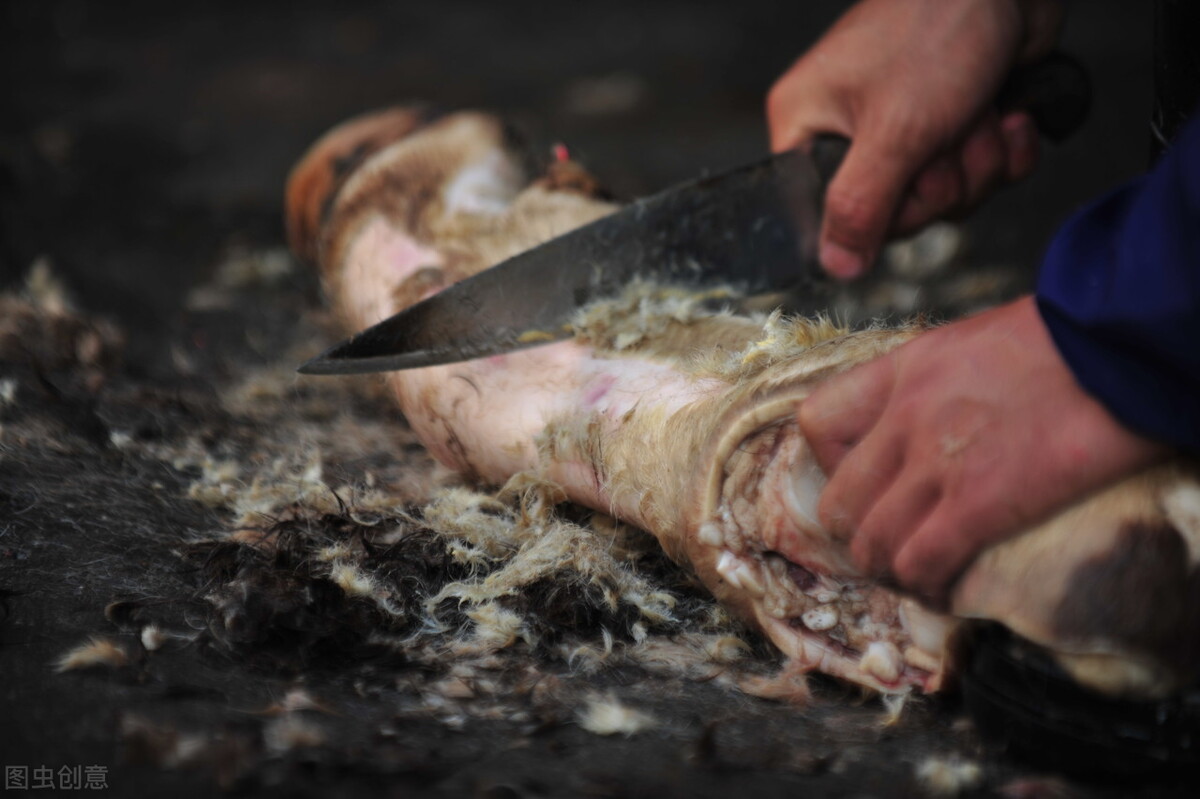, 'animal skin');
287,108,1200,698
